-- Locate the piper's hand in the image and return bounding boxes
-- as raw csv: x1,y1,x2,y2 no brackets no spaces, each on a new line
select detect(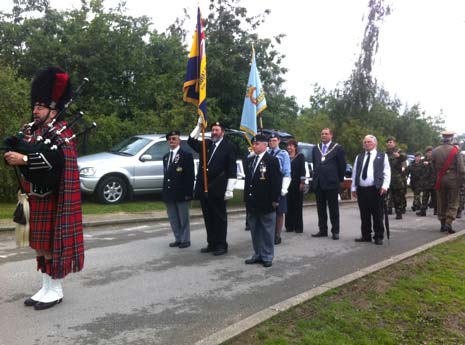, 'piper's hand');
380,188,388,195
224,190,233,200
3,151,27,166
351,191,357,199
